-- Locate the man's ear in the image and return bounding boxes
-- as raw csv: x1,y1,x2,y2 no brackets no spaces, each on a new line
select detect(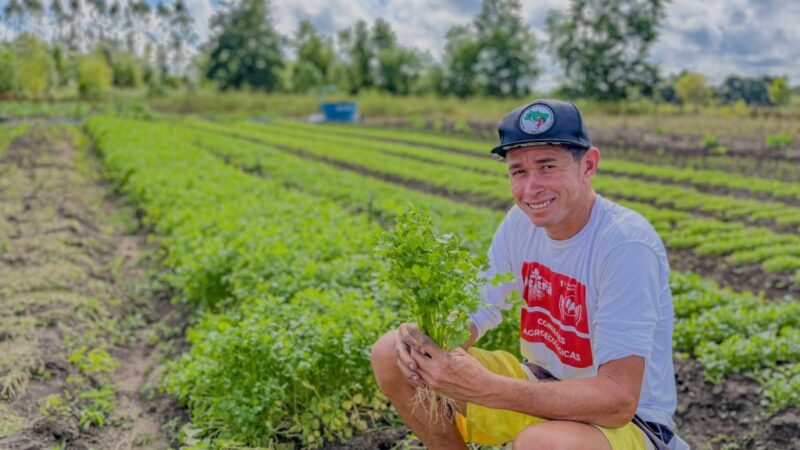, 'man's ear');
582,147,600,177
